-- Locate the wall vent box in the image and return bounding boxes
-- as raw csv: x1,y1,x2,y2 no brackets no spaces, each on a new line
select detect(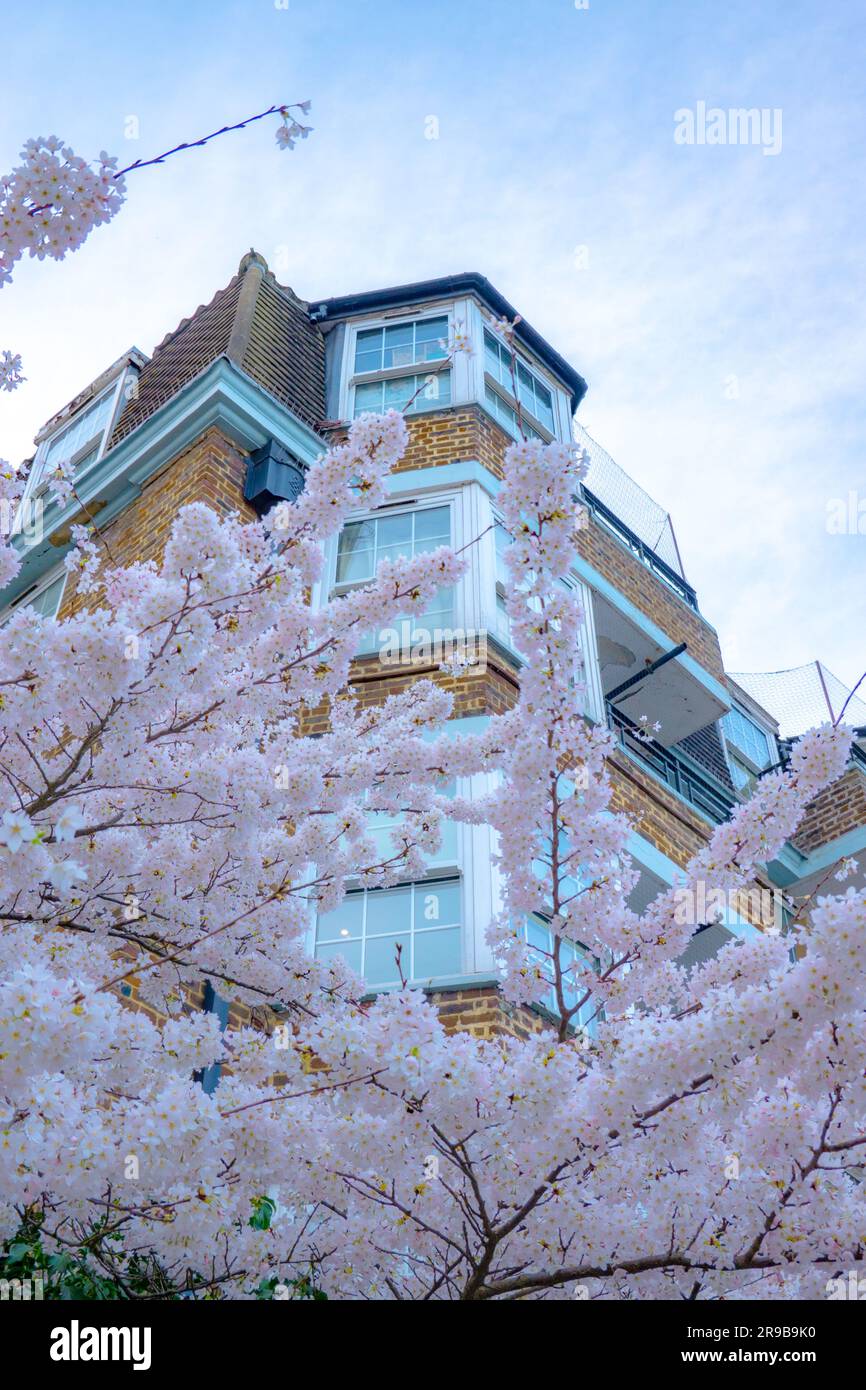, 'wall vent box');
244,439,307,514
